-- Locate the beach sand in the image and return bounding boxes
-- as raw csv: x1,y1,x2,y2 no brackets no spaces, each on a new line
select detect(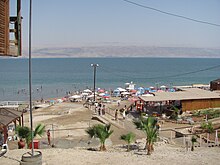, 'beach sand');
2,101,220,165
1,143,220,165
